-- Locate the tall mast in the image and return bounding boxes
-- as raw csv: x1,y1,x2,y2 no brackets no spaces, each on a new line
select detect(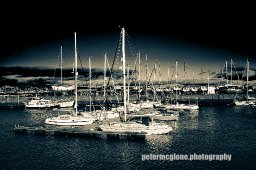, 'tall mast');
74,32,78,115
145,55,148,100
225,61,228,85
60,46,63,85
103,53,106,113
193,68,195,84
175,61,178,104
168,67,170,84
207,71,210,94
89,57,92,114
200,68,203,84
127,64,130,106
154,64,156,82
175,61,178,85
158,60,161,85
230,59,233,85
153,64,157,101
247,59,249,100
138,52,141,99
122,28,127,122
